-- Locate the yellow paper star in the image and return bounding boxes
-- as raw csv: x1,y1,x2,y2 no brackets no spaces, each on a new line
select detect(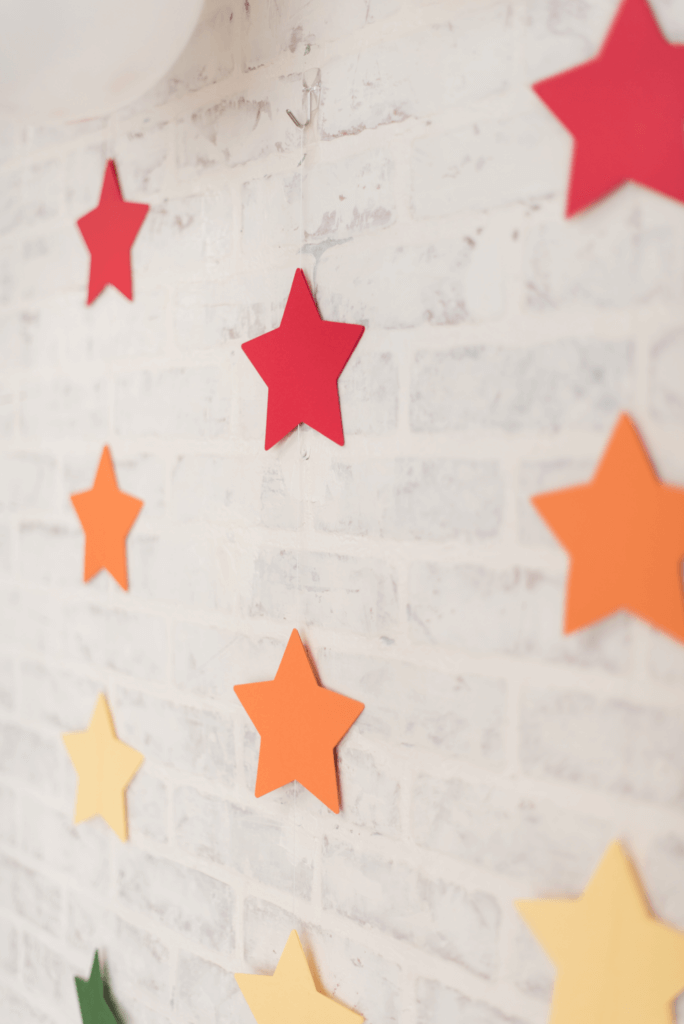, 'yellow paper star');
517,841,684,1024
63,693,143,842
235,931,364,1024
